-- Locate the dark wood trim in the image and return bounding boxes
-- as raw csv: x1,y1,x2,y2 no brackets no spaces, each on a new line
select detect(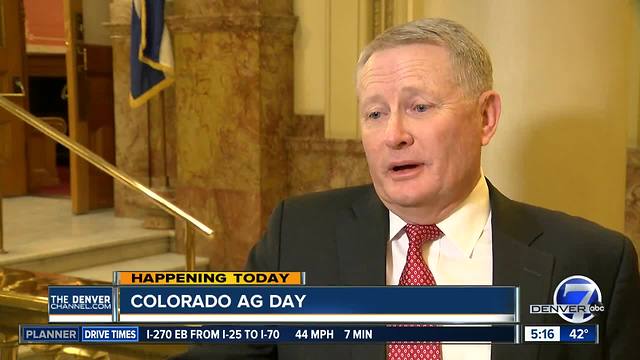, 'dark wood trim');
26,53,67,77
